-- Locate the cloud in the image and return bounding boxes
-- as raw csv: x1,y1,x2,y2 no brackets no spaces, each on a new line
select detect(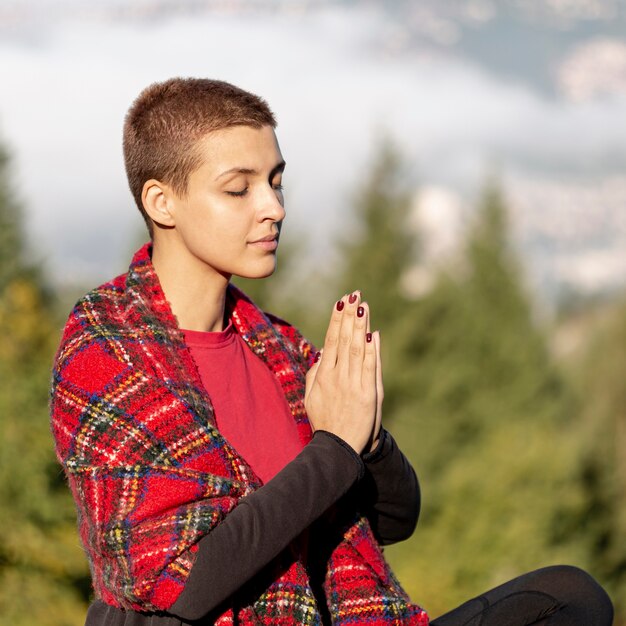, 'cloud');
0,5,624,294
